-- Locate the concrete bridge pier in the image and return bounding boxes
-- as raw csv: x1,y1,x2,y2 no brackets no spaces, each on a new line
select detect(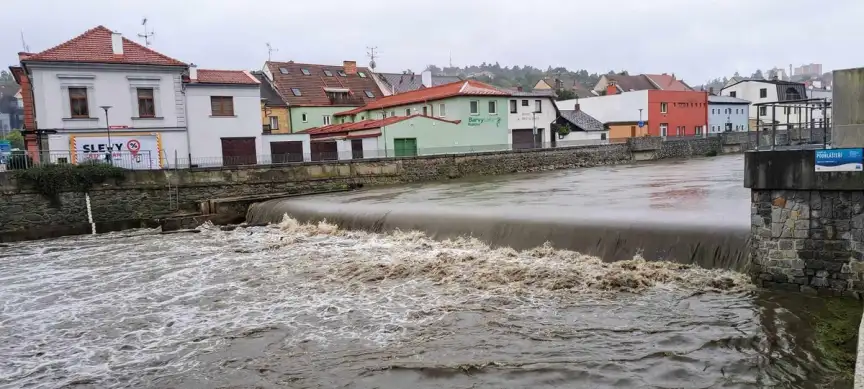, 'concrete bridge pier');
745,150,864,296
